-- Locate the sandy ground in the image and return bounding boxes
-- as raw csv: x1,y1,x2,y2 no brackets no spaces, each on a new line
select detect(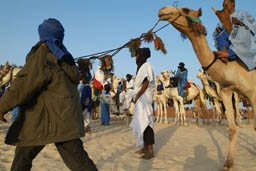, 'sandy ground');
0,116,255,171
